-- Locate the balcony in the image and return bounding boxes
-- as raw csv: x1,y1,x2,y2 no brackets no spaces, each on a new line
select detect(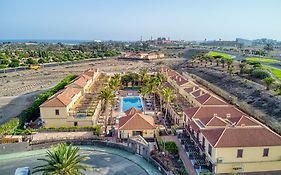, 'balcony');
178,129,212,174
